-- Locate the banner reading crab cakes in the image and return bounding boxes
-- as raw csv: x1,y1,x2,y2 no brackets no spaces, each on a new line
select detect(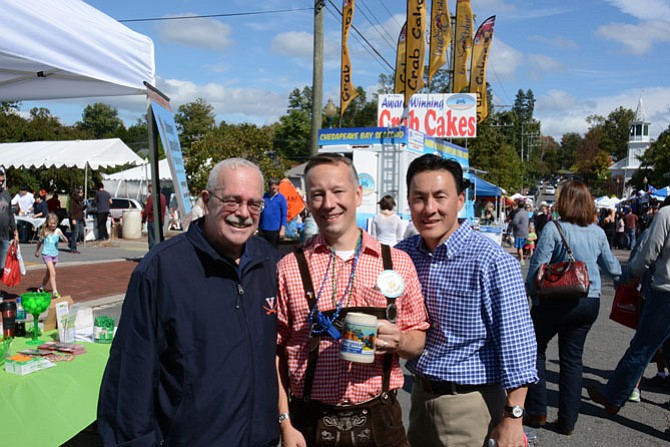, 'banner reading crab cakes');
469,15,496,123
377,93,477,138
404,0,426,105
340,0,358,116
428,0,452,85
